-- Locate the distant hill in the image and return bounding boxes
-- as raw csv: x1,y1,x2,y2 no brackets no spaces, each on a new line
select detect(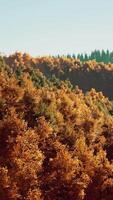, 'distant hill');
3,52,113,100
